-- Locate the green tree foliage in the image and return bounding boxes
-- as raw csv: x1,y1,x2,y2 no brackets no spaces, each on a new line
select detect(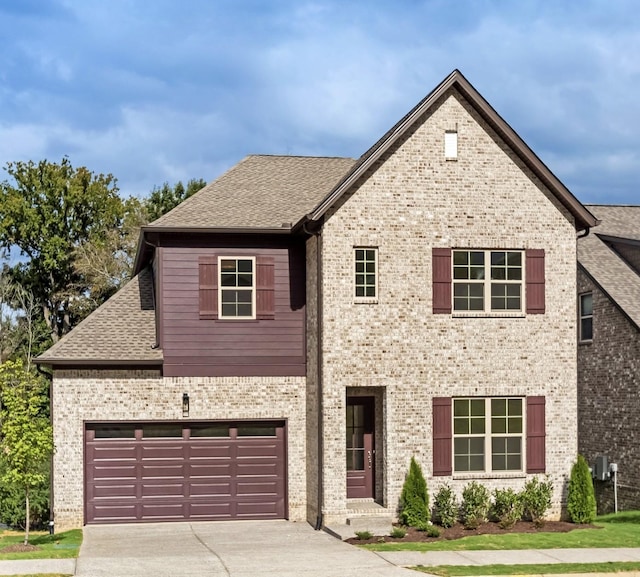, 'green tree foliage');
145,178,206,222
0,360,53,544
567,454,597,524
0,158,124,345
399,456,430,528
